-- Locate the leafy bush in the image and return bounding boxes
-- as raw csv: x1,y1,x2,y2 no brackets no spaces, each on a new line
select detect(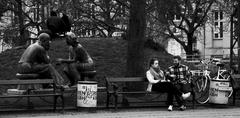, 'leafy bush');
3,27,29,46
144,38,166,52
